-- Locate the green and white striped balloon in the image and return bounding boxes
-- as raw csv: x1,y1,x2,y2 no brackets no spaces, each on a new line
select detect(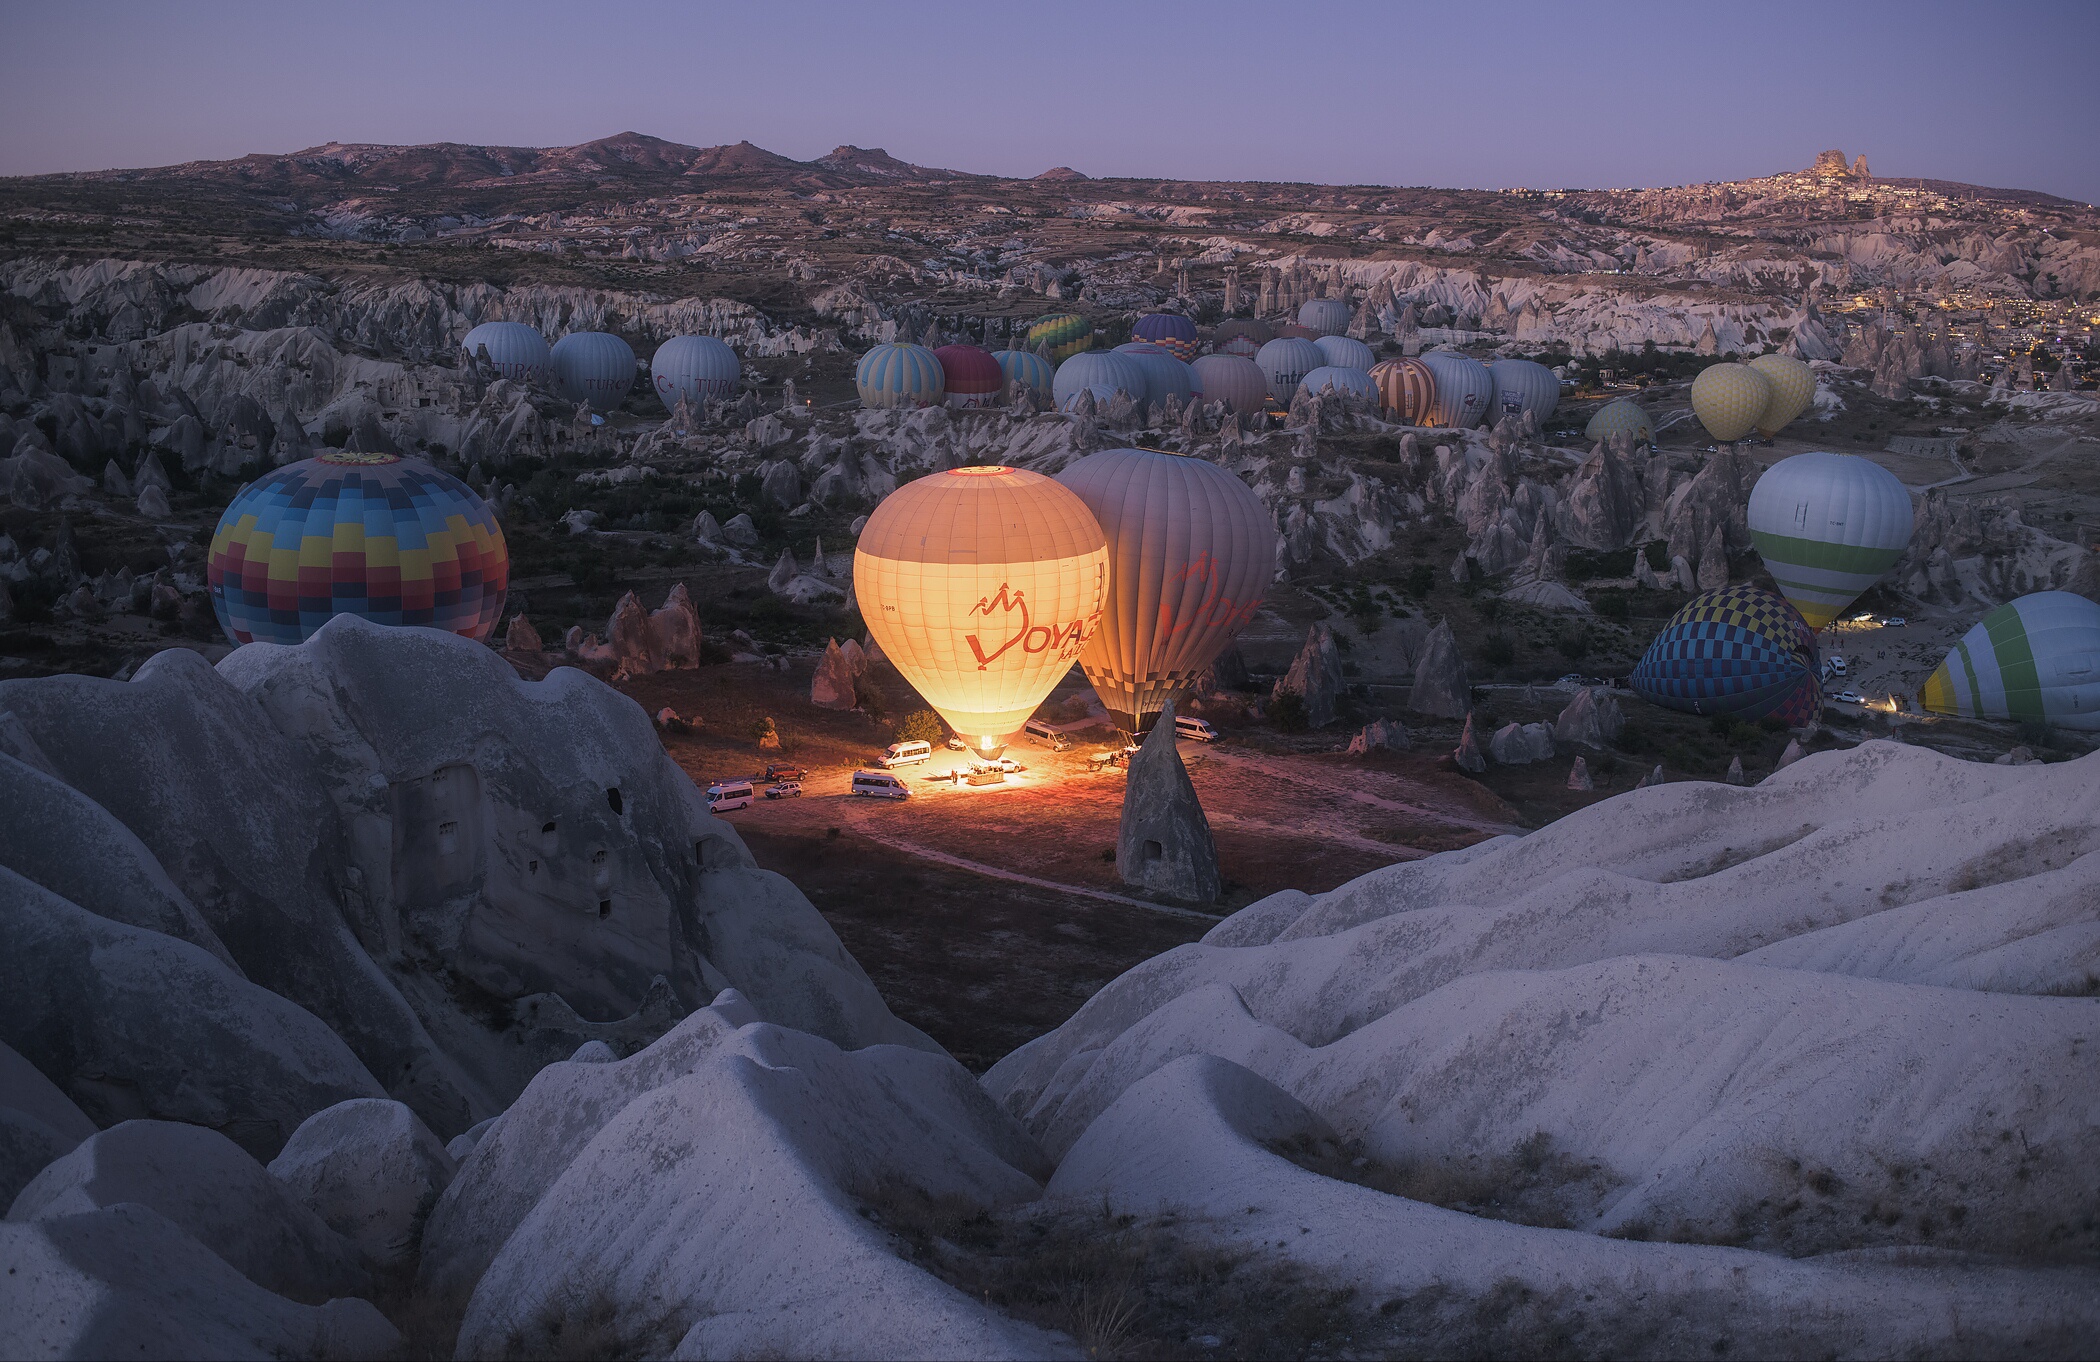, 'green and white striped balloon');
1923,591,2100,731
1747,451,1913,630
